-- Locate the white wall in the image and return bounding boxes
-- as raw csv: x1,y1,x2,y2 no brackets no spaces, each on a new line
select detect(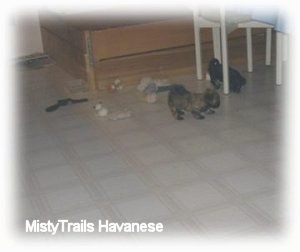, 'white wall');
12,9,44,58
